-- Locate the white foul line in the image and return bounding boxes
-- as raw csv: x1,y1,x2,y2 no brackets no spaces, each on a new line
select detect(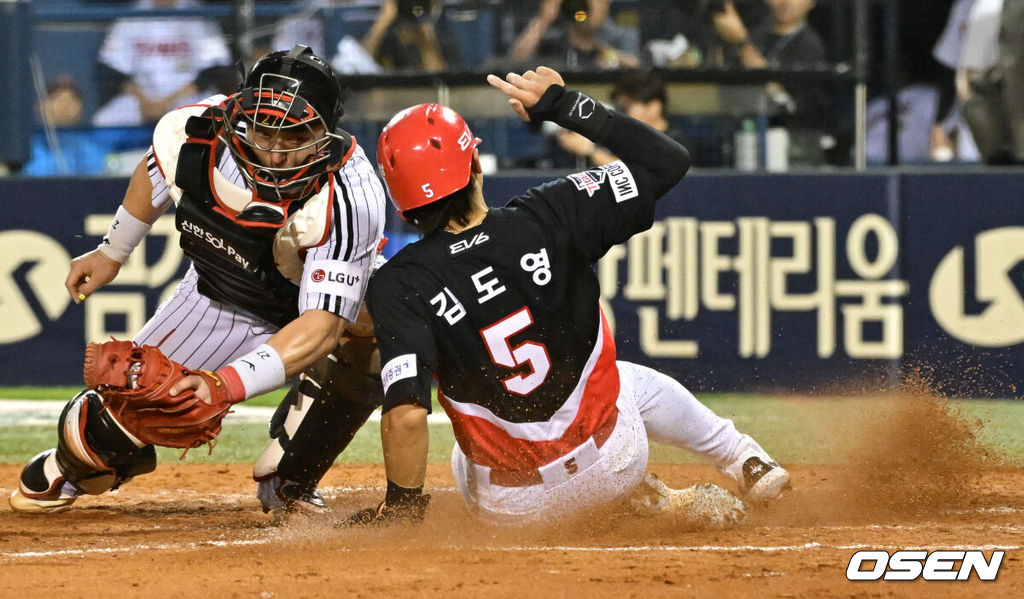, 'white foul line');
2,539,1021,562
